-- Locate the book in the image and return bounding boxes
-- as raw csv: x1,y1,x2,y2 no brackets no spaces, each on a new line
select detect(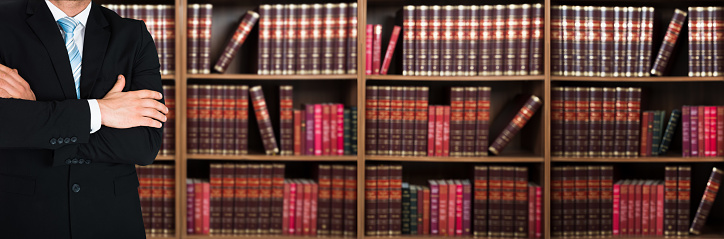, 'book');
372,24,383,75
489,95,542,155
209,164,223,234
690,167,723,235
677,166,691,236
279,86,294,156
659,109,681,155
380,26,402,75
365,166,377,236
651,9,687,76
249,86,279,155
343,166,357,237
317,165,332,235
214,11,260,73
